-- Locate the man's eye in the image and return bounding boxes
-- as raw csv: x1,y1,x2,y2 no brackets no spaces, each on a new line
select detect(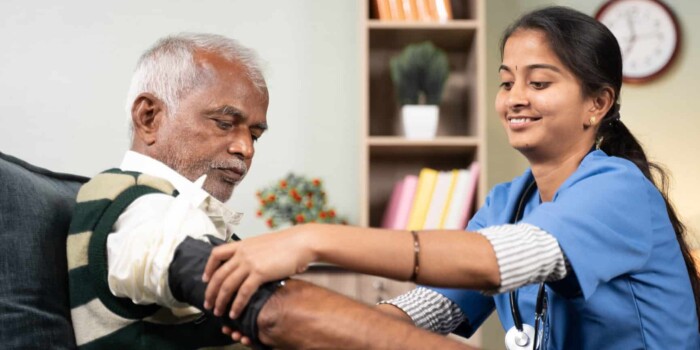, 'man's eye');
252,134,260,143
499,81,513,90
530,81,550,89
215,120,233,130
